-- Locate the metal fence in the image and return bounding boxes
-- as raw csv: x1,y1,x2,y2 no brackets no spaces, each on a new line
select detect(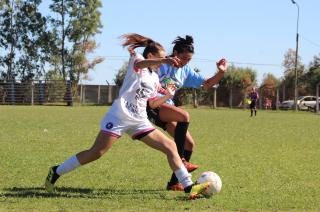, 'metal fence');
0,80,318,113
0,80,119,106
